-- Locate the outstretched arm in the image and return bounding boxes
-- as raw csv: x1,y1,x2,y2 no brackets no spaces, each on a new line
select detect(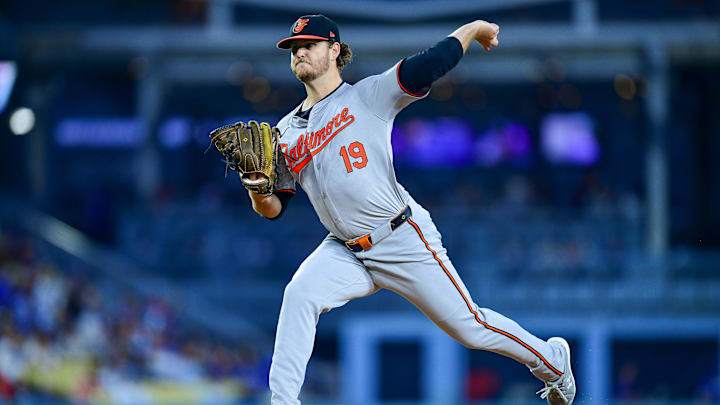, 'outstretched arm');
398,20,499,96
